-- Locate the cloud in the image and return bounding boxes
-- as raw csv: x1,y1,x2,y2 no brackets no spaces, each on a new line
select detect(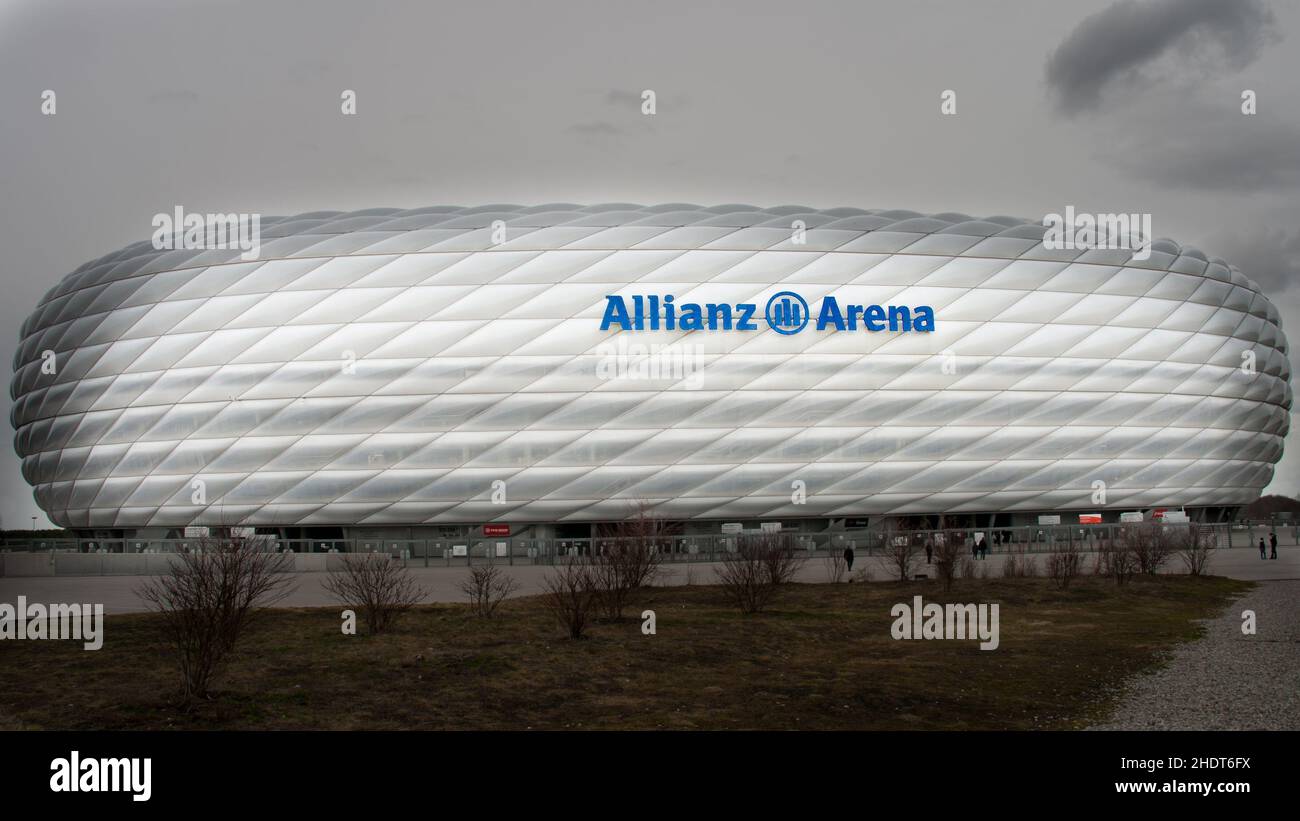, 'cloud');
1103,94,1300,192
567,121,627,137
145,88,199,106
1046,0,1280,115
1123,118,1300,192
600,89,689,110
603,89,644,107
1207,226,1300,295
